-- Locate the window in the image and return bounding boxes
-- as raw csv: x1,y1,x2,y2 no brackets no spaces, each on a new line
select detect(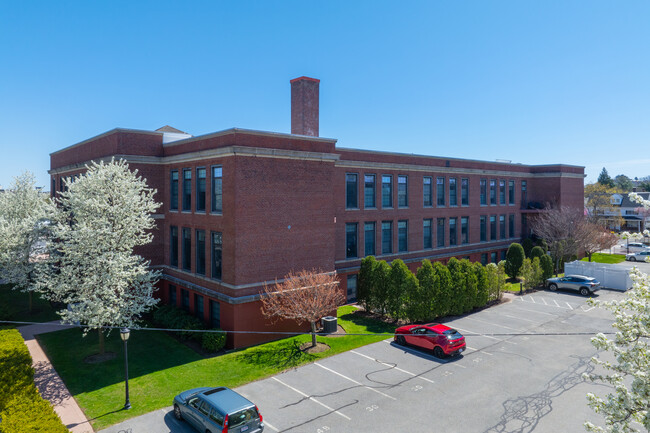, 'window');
521,213,528,237
461,217,469,244
194,294,204,319
508,180,515,205
500,215,506,239
449,178,457,206
211,166,223,213
196,230,206,275
449,217,457,246
490,252,497,263
346,174,358,209
499,180,506,205
423,219,432,249
461,178,469,206
501,250,507,261
182,228,191,271
398,220,408,252
170,226,179,267
182,169,192,211
490,180,496,205
481,253,488,265
382,221,392,254
211,232,222,280
521,181,528,207
170,170,179,210
437,177,445,206
364,174,376,208
169,284,177,306
490,216,496,240
480,179,487,205
398,175,408,207
382,175,393,208
437,218,445,247
347,275,357,302
181,289,189,311
346,223,358,258
196,168,206,212
480,216,487,242
51,178,55,197
423,177,432,207
509,214,515,238
210,300,220,328
364,222,375,256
